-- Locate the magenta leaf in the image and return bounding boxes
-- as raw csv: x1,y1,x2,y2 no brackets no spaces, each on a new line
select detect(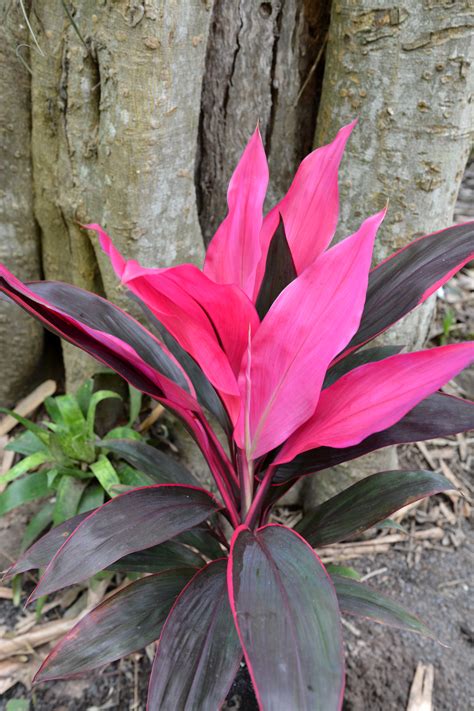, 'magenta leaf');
323,345,404,389
331,575,434,638
277,343,474,464
296,470,453,547
274,392,474,482
255,215,297,319
204,126,269,297
34,569,195,682
345,221,474,354
255,120,356,290
235,210,385,458
28,485,221,601
147,560,242,709
228,524,345,711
